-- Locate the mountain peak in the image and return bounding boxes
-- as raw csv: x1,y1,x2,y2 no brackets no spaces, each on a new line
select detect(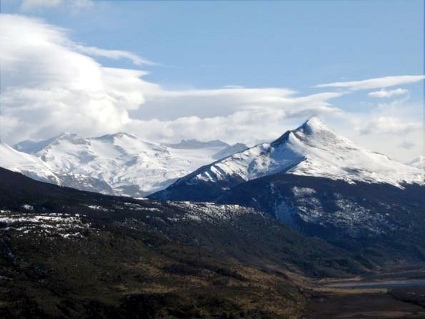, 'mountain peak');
0,141,60,184
97,132,138,141
157,116,424,191
271,116,335,147
53,132,88,146
56,132,79,139
298,115,333,134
